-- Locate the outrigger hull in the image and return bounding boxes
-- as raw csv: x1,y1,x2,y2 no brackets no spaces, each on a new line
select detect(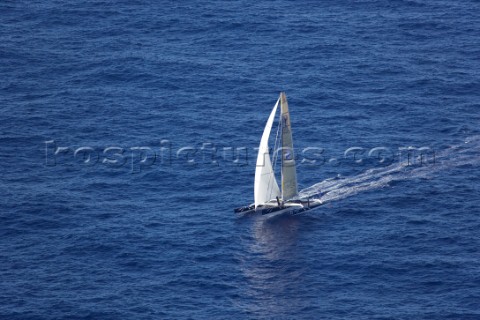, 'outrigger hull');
234,199,322,216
